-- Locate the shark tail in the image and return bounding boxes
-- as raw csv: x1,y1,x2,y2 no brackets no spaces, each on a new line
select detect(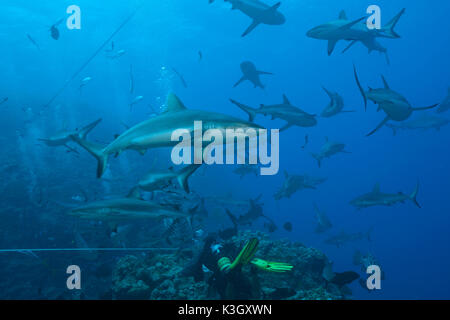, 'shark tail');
229,99,257,122
410,181,421,208
353,64,367,111
70,135,109,178
177,164,201,193
381,8,406,39
76,118,102,140
310,153,322,168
